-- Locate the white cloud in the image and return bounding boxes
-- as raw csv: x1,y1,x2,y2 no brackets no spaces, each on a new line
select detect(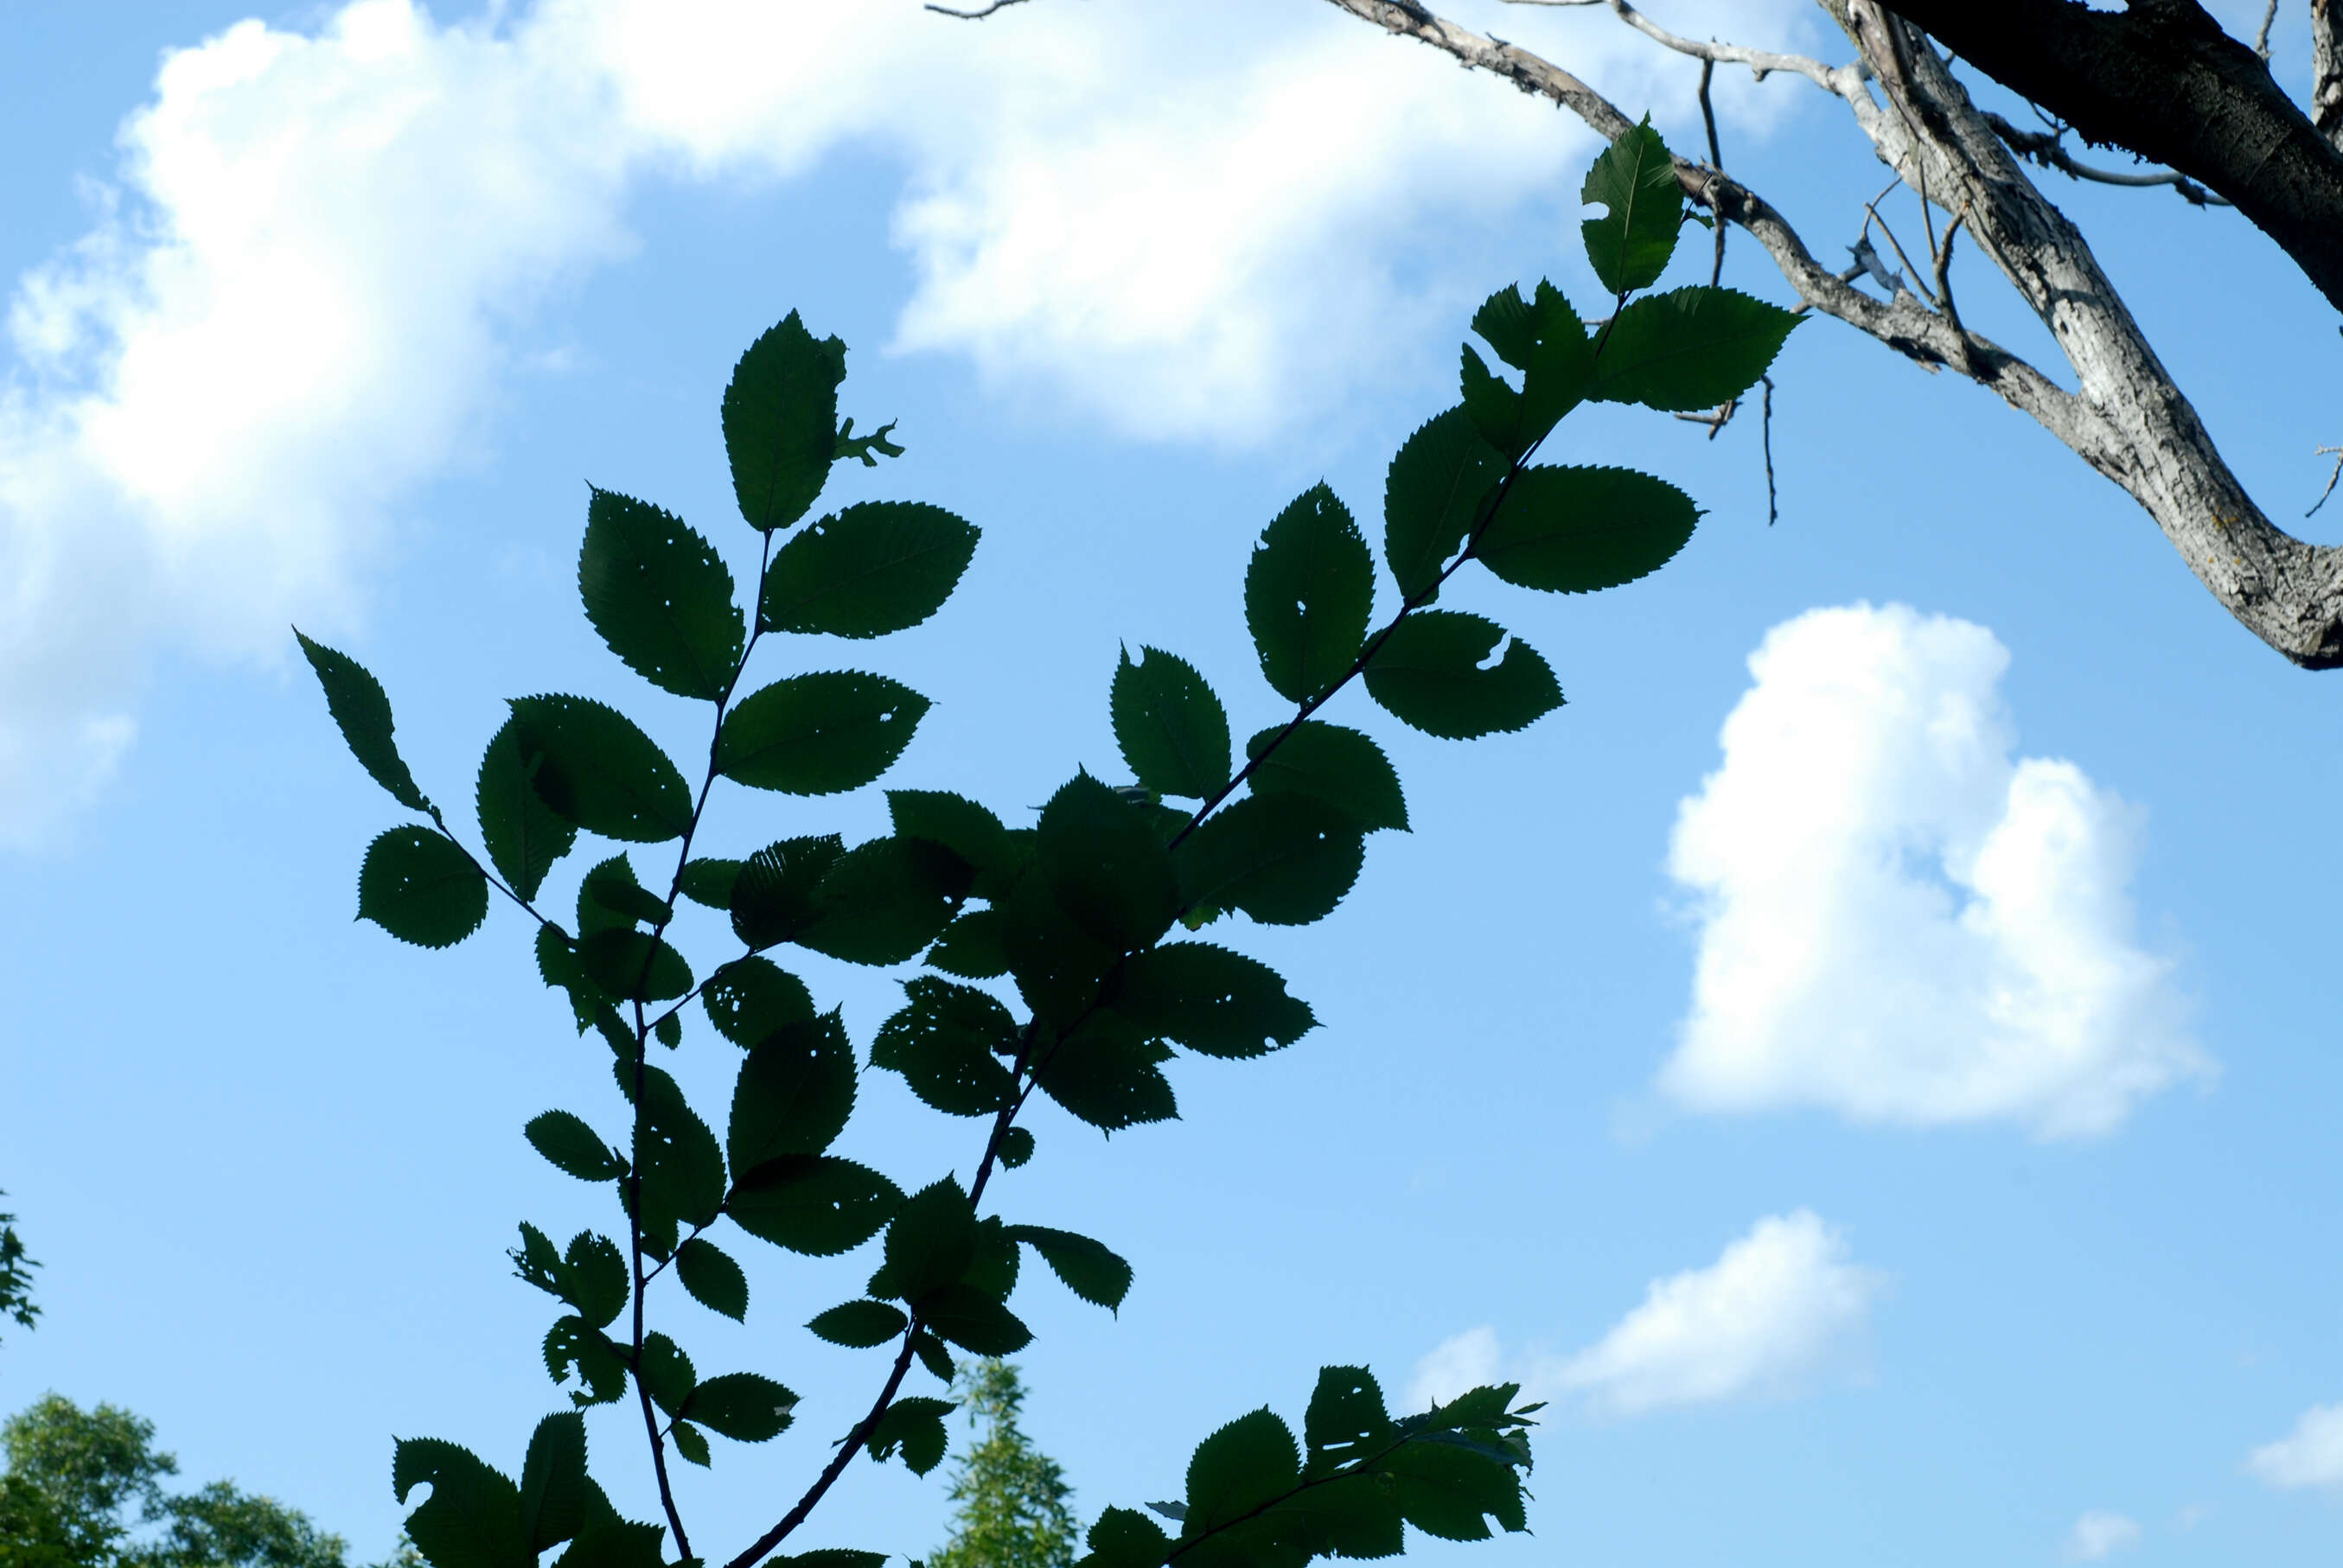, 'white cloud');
2062,1512,2142,1562
1409,1212,1882,1419
2246,1401,2343,1491
2,0,1820,845
1660,603,2209,1139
